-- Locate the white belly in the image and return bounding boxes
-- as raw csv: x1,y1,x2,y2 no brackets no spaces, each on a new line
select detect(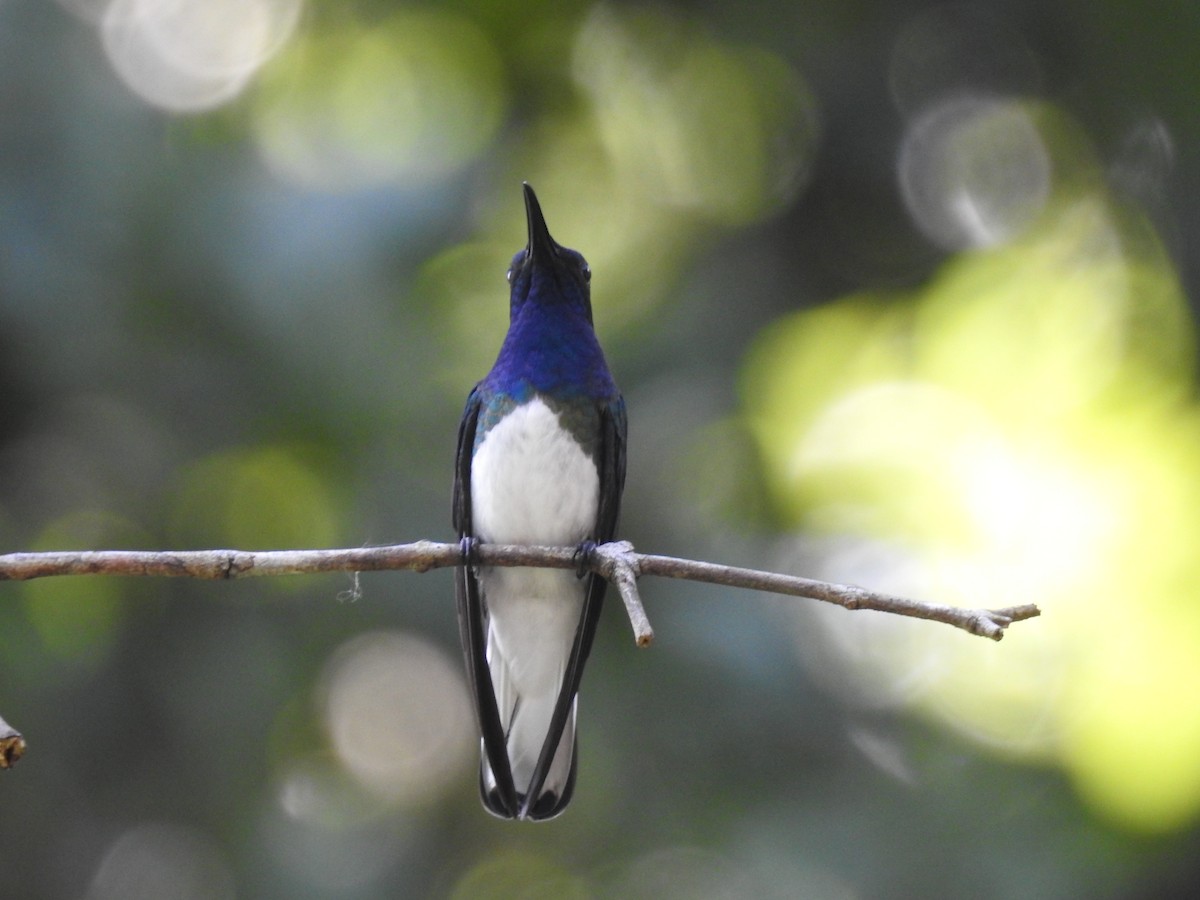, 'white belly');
469,397,599,791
